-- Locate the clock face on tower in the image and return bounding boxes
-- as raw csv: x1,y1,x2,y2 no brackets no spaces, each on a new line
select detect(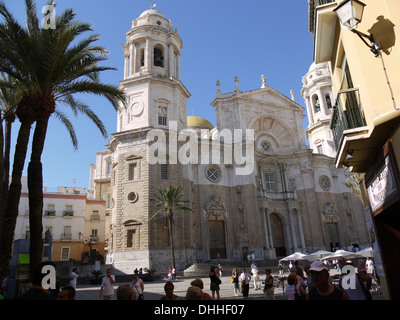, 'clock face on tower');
130,101,144,116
